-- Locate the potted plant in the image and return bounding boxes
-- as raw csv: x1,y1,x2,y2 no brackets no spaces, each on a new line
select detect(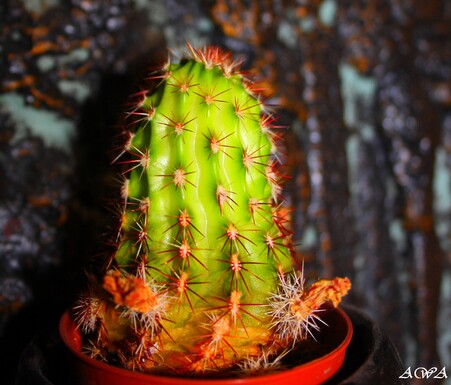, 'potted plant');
59,44,352,385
